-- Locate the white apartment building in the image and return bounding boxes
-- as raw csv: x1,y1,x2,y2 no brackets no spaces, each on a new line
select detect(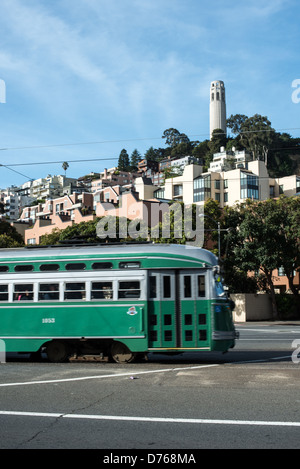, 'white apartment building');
135,151,299,208
0,188,19,220
29,175,77,200
0,176,78,221
208,147,252,172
